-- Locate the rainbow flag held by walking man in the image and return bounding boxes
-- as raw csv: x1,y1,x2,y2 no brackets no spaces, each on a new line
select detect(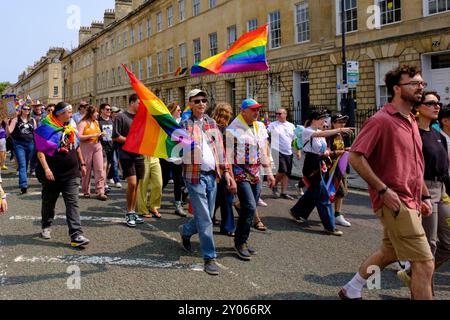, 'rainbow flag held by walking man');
191,24,269,76
122,65,192,158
